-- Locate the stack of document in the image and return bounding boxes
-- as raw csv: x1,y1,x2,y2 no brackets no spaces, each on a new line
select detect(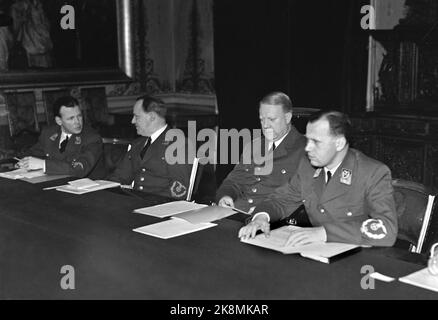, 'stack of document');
134,201,208,218
0,168,46,180
241,225,361,263
399,268,438,292
53,178,120,194
133,202,238,239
